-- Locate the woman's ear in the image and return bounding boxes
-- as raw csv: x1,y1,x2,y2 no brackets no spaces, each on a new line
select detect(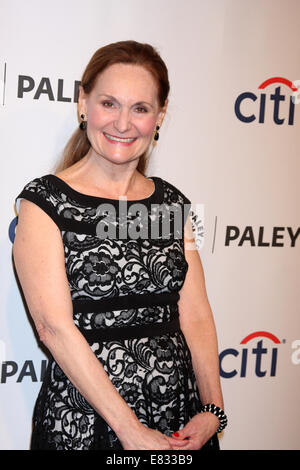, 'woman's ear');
158,98,169,127
78,85,88,117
